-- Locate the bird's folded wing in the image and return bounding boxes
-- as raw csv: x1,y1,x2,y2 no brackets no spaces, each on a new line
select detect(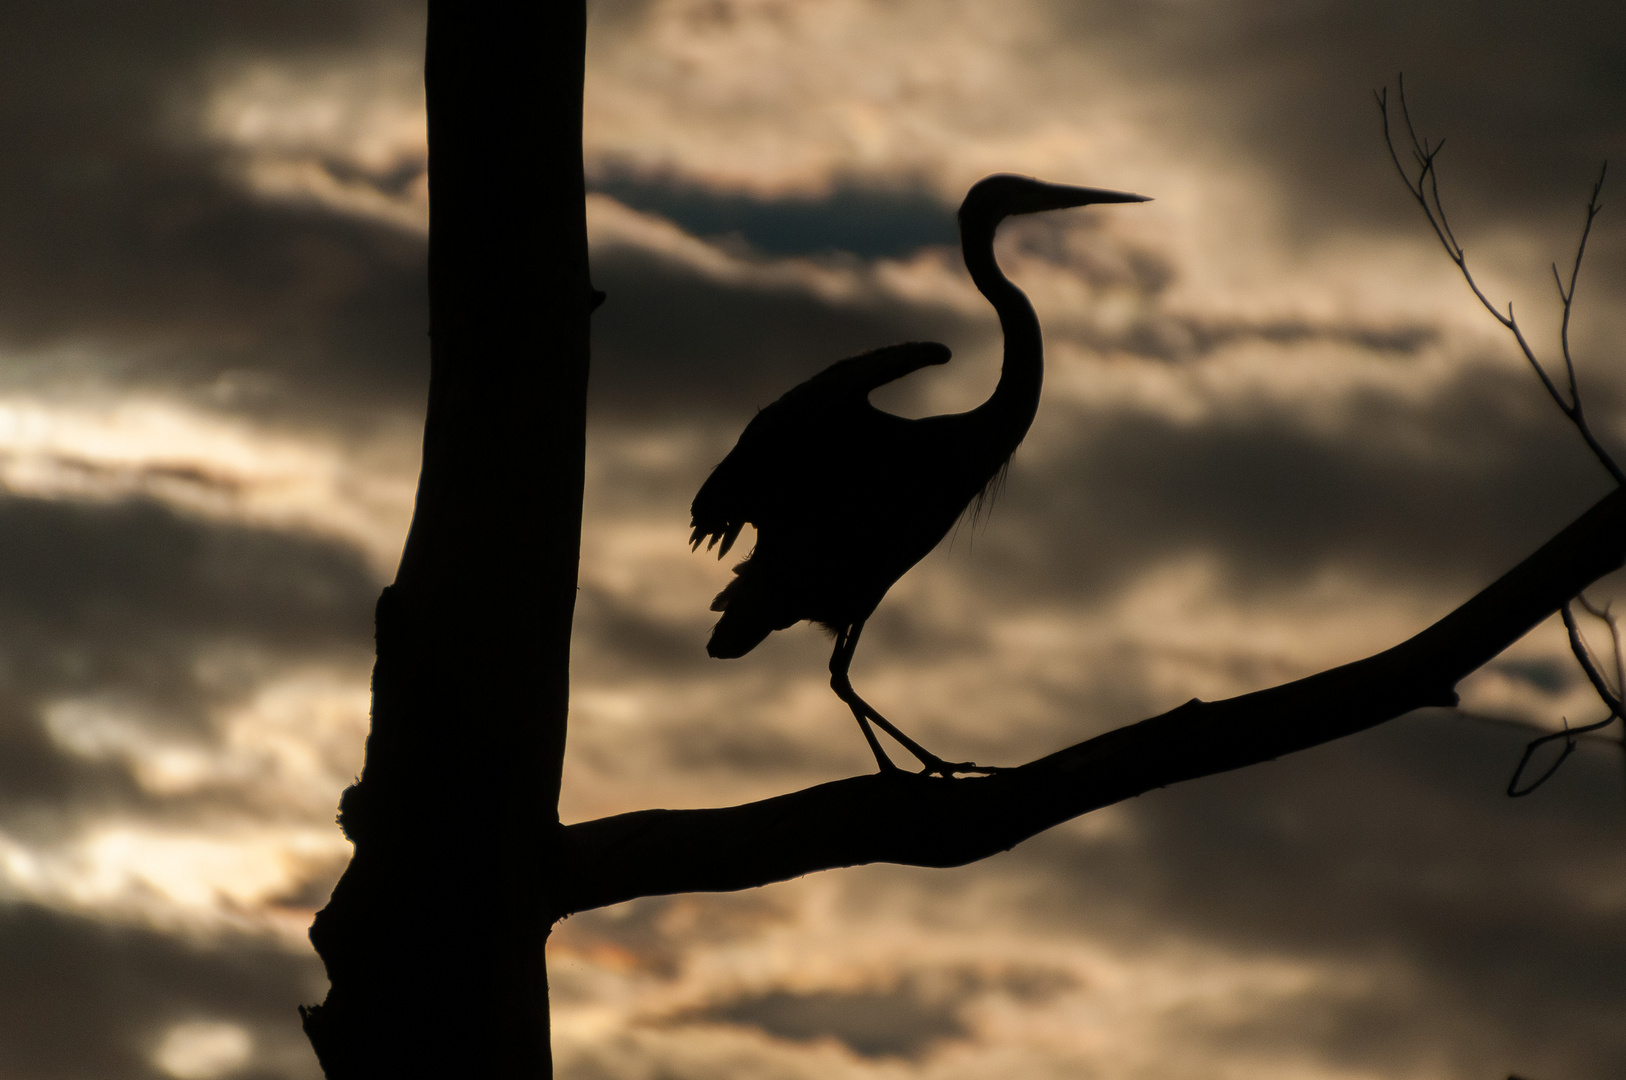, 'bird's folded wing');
794,341,951,398
690,342,952,558
690,444,763,557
